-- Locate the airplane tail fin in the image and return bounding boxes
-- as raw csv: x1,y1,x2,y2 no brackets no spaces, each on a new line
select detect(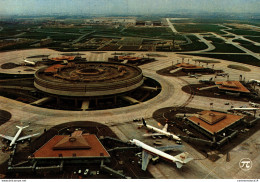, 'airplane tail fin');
176,162,183,168
142,118,147,127
16,125,29,130
175,152,193,169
